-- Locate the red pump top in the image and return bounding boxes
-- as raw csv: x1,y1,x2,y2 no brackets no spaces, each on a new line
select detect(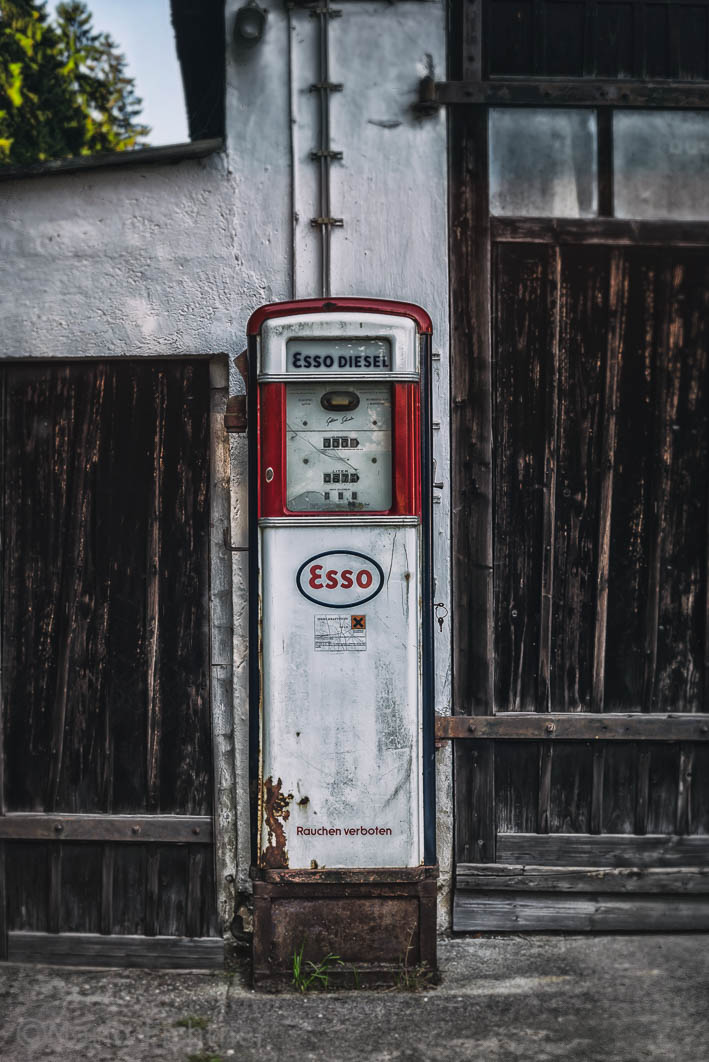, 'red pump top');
247,297,432,336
